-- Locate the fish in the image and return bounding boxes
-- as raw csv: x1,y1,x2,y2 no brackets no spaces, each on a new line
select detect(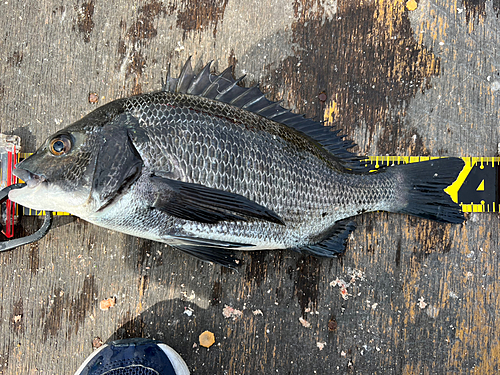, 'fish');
9,58,465,268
